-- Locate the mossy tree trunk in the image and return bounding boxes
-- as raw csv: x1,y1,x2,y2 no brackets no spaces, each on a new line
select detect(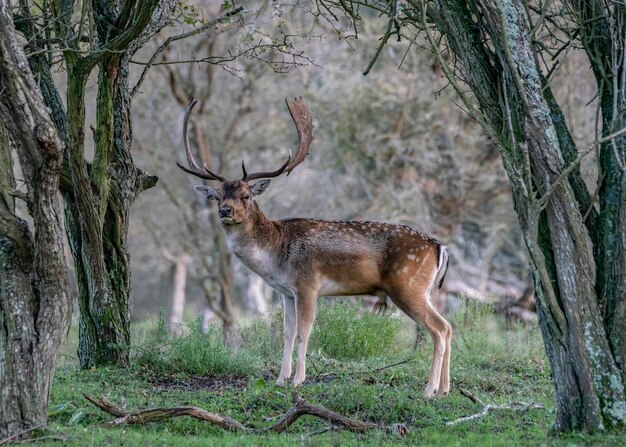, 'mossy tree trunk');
64,54,157,368
427,0,626,432
0,1,71,437
15,0,166,368
575,0,626,385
